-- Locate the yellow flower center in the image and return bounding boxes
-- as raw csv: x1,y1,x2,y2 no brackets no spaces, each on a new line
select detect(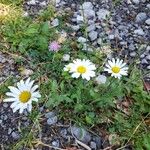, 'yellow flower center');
77,66,86,74
19,91,31,103
112,66,120,73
